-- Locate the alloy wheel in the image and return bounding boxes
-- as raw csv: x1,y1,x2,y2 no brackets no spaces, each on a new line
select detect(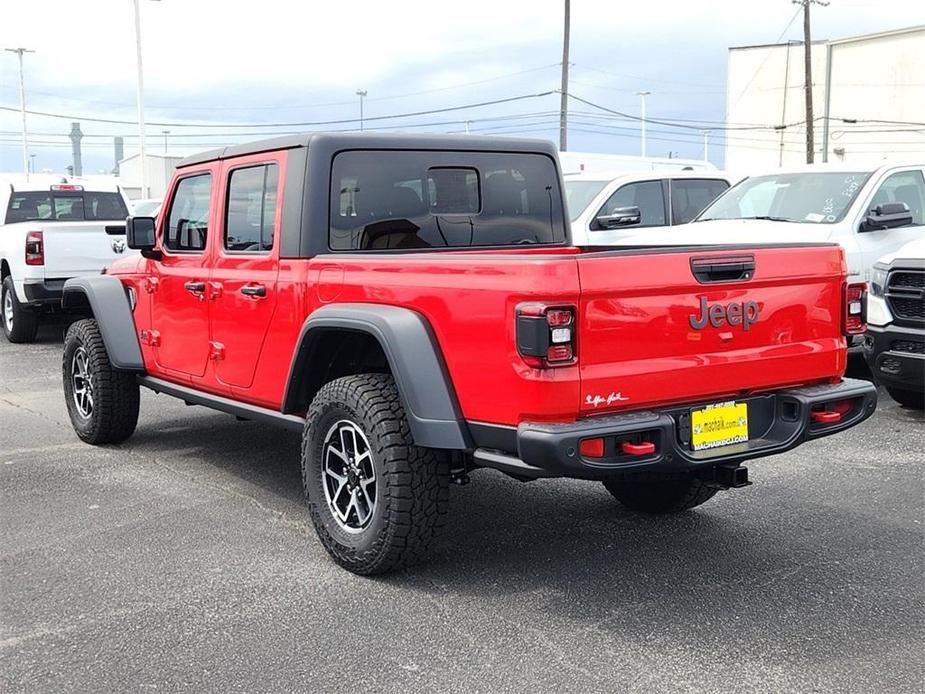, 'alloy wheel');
321,419,377,533
71,346,94,418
